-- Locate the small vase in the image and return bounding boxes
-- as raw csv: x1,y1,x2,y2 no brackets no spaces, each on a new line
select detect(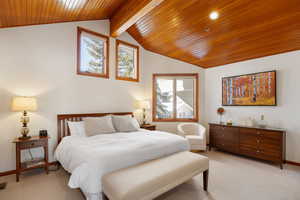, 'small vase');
258,115,267,128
